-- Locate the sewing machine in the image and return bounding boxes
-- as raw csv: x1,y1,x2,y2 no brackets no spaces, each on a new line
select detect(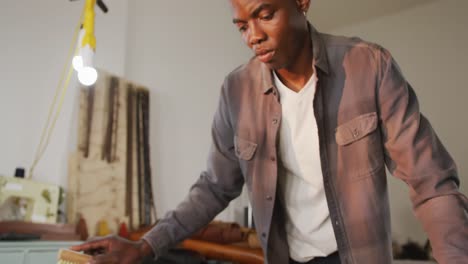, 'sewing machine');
0,176,60,224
